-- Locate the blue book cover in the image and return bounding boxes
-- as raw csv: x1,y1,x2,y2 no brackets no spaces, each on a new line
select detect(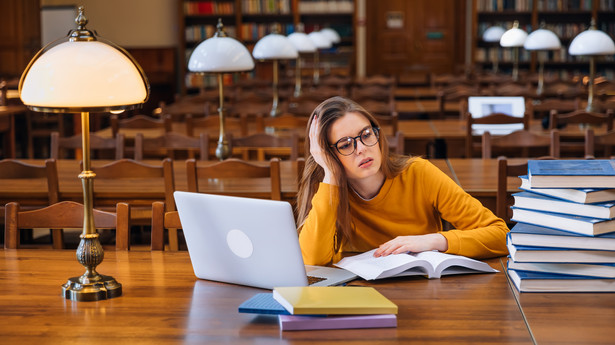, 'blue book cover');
512,191,615,219
238,293,291,315
507,269,615,292
511,207,615,236
518,175,615,204
510,222,615,239
527,160,615,188
506,238,615,263
507,257,615,278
